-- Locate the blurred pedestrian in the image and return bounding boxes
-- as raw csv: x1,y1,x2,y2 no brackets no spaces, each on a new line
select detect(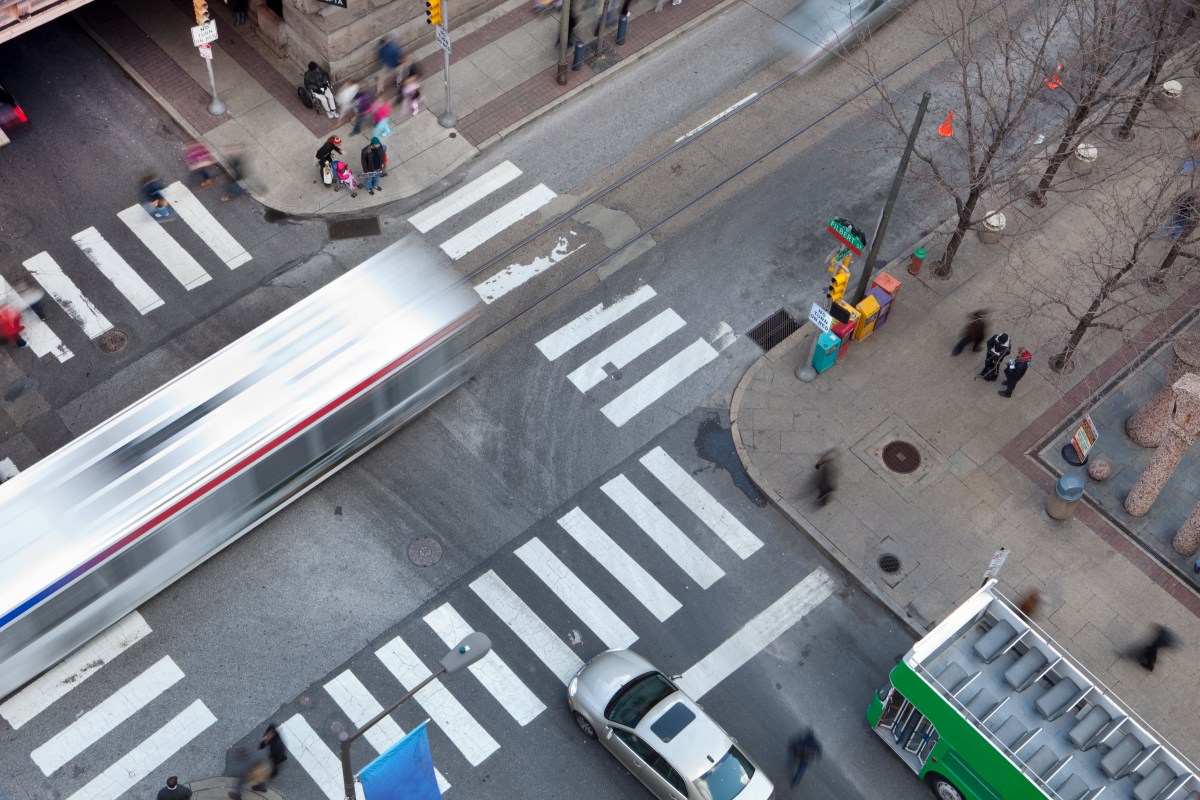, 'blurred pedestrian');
335,80,360,123
370,97,393,139
789,728,821,787
157,775,193,800
377,36,405,92
350,85,375,136
220,146,250,202
1137,624,1179,672
980,332,1010,381
1194,554,1199,574
400,64,422,117
813,449,838,507
952,309,988,356
999,349,1032,398
0,303,26,349
14,278,47,321
303,61,338,118
361,137,386,196
184,140,216,189
225,0,248,25
141,171,174,219
228,745,272,799
1017,588,1041,618
259,723,287,780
